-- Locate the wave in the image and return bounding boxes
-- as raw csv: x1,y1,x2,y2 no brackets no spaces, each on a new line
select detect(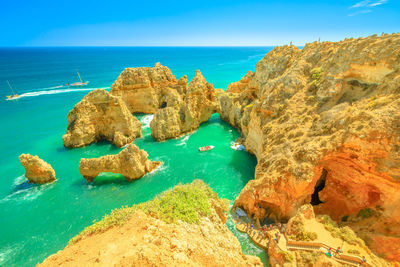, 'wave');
9,87,110,100
13,175,26,186
0,243,23,265
0,181,55,203
140,114,154,129
176,133,192,146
